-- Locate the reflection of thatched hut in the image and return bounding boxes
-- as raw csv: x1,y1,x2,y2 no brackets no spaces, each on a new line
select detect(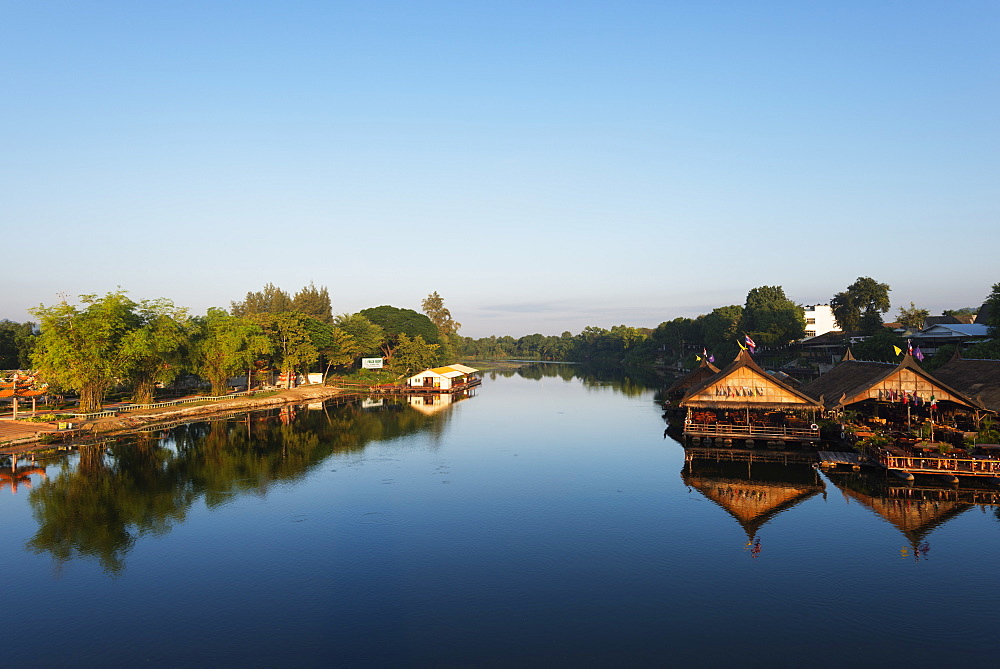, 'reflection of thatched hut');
682,458,824,540
826,473,971,547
